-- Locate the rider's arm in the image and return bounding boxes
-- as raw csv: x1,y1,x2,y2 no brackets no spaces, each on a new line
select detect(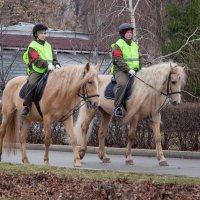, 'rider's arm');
28,47,48,69
52,50,61,67
112,44,130,73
